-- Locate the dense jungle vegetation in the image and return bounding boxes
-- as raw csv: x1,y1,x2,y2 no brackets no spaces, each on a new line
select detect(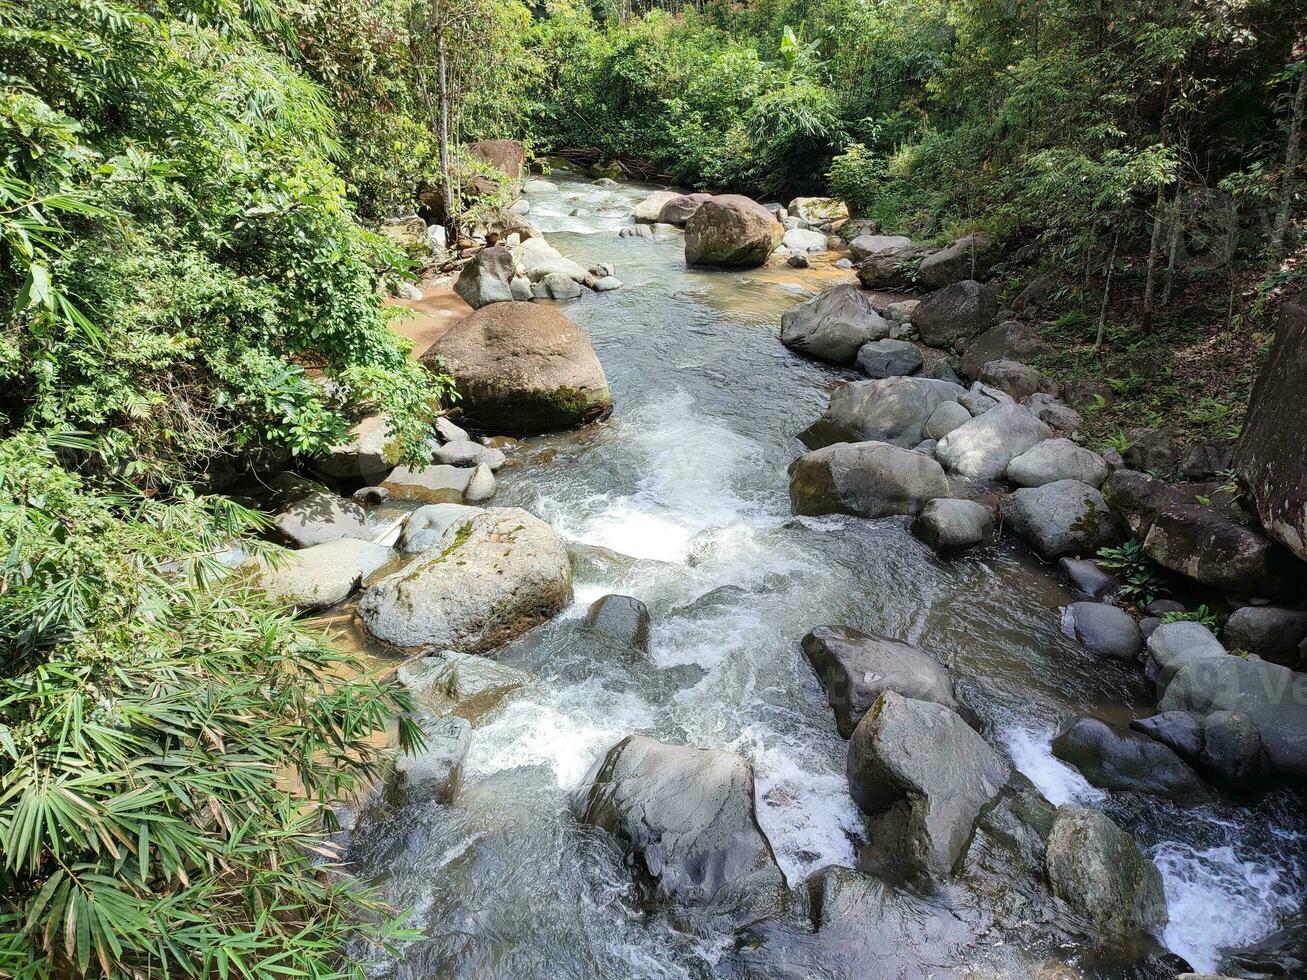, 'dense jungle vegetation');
1,0,1302,976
